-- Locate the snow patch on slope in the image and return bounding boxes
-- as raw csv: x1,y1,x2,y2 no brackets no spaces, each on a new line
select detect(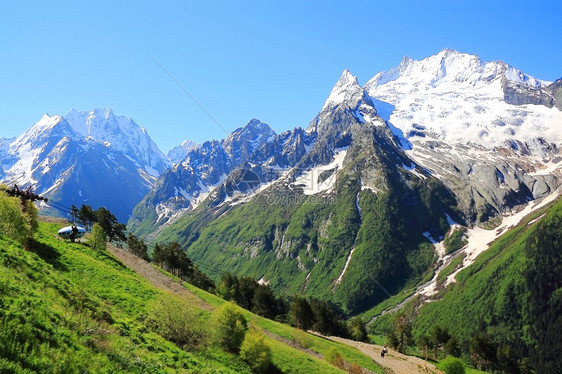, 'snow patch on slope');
444,189,560,286
419,189,560,298
292,147,348,195
334,247,356,286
